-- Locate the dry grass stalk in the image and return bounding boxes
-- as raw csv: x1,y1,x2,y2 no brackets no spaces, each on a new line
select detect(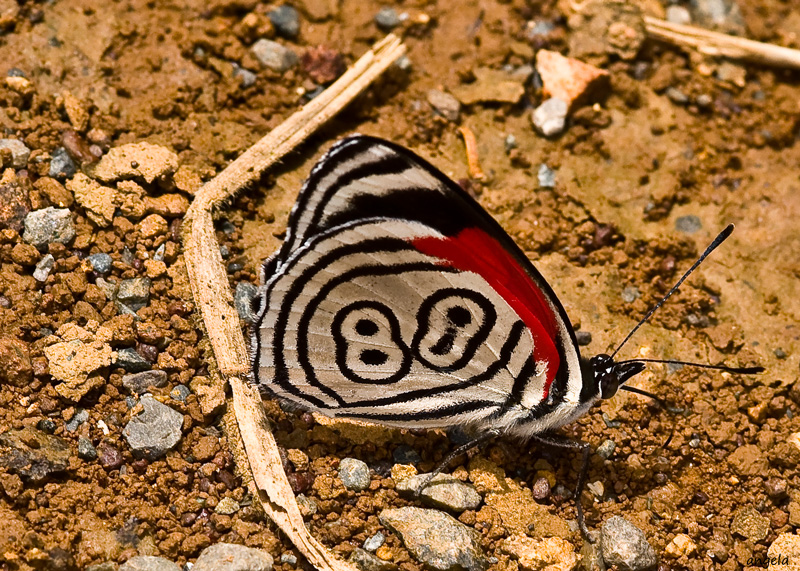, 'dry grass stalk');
182,34,406,571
